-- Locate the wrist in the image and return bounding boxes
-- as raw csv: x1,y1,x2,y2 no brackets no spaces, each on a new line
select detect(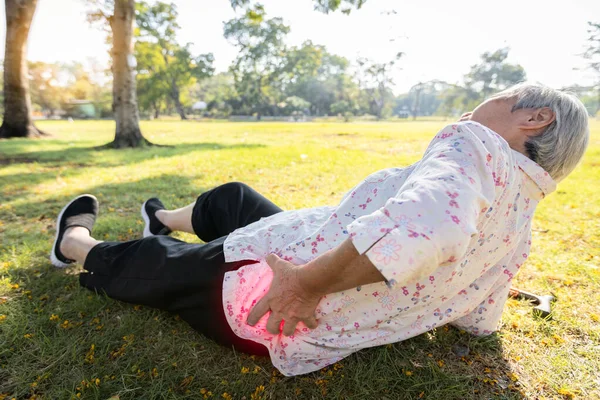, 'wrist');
297,256,331,298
